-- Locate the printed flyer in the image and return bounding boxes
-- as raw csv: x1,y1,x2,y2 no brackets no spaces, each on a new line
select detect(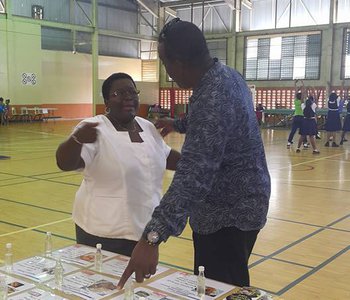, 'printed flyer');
9,288,68,299
0,256,79,282
112,287,180,300
148,272,233,300
47,269,119,300
1,275,35,297
52,244,115,267
96,255,169,278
